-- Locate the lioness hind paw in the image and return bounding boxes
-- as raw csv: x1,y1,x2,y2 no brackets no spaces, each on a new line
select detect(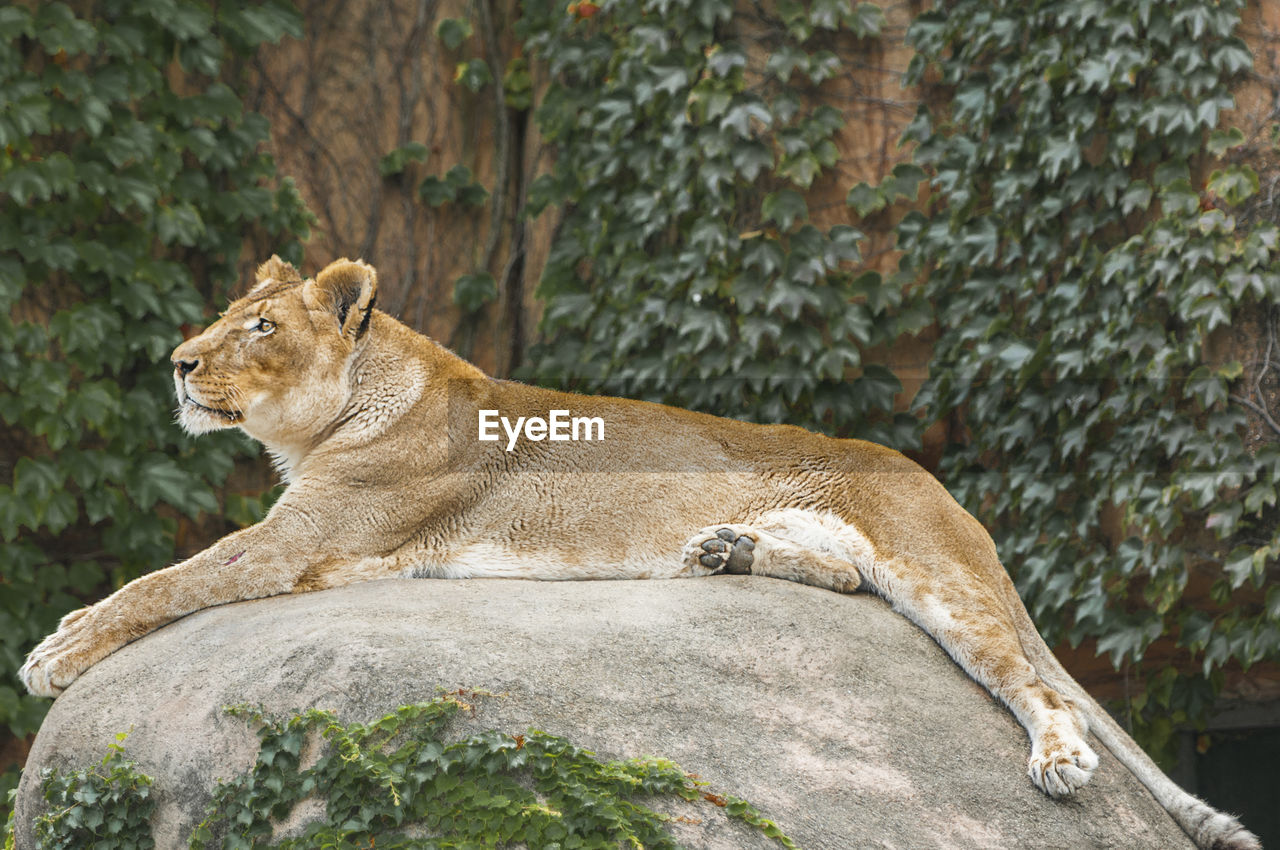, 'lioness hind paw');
1027,745,1098,798
685,526,756,576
